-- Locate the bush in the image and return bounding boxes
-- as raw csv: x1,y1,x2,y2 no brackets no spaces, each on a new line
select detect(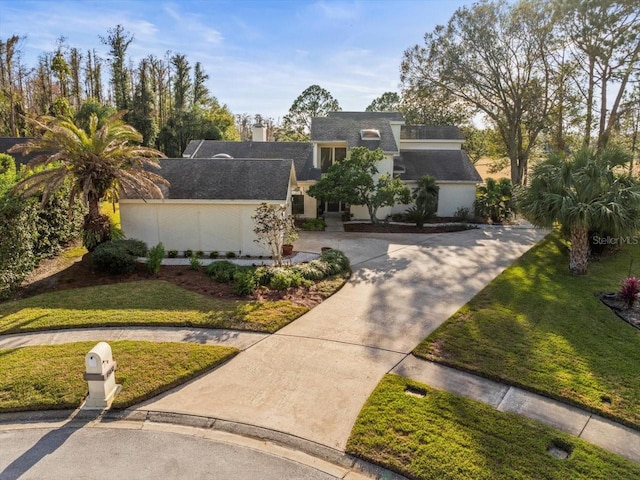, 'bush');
233,270,258,295
206,261,238,283
168,250,178,258
209,251,219,259
93,241,137,274
475,178,513,223
453,206,471,222
226,251,237,258
147,243,165,274
269,271,293,290
195,250,204,258
183,249,193,258
189,256,201,270
301,218,326,231
319,249,350,275
620,277,640,309
0,194,37,299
